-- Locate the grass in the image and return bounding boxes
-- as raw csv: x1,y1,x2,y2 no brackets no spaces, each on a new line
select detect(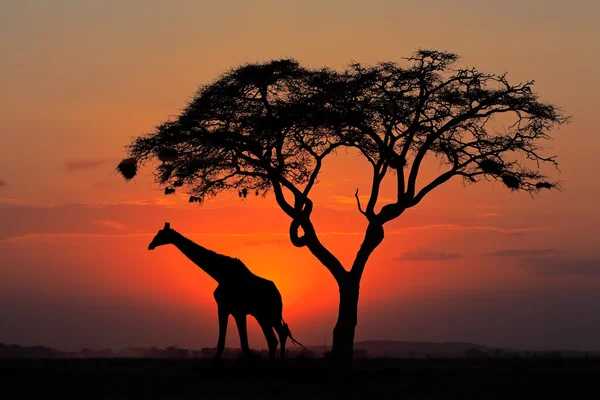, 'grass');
1,357,599,398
